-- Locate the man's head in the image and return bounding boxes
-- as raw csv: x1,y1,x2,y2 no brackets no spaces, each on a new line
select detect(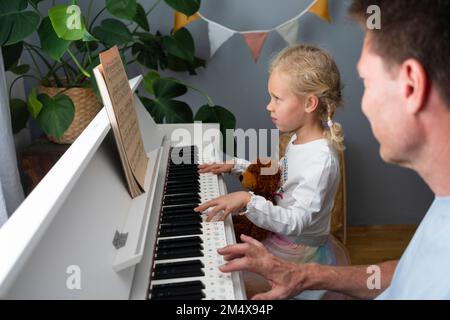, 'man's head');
350,0,450,167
